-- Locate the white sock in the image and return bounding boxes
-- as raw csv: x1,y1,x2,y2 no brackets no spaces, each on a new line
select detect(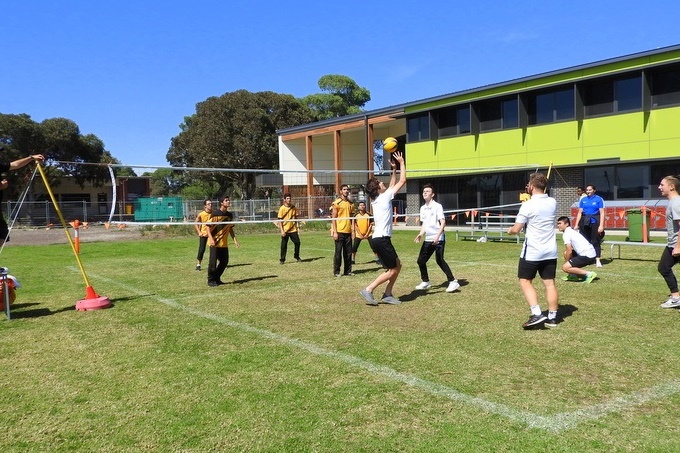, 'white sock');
530,305,542,316
548,310,557,320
